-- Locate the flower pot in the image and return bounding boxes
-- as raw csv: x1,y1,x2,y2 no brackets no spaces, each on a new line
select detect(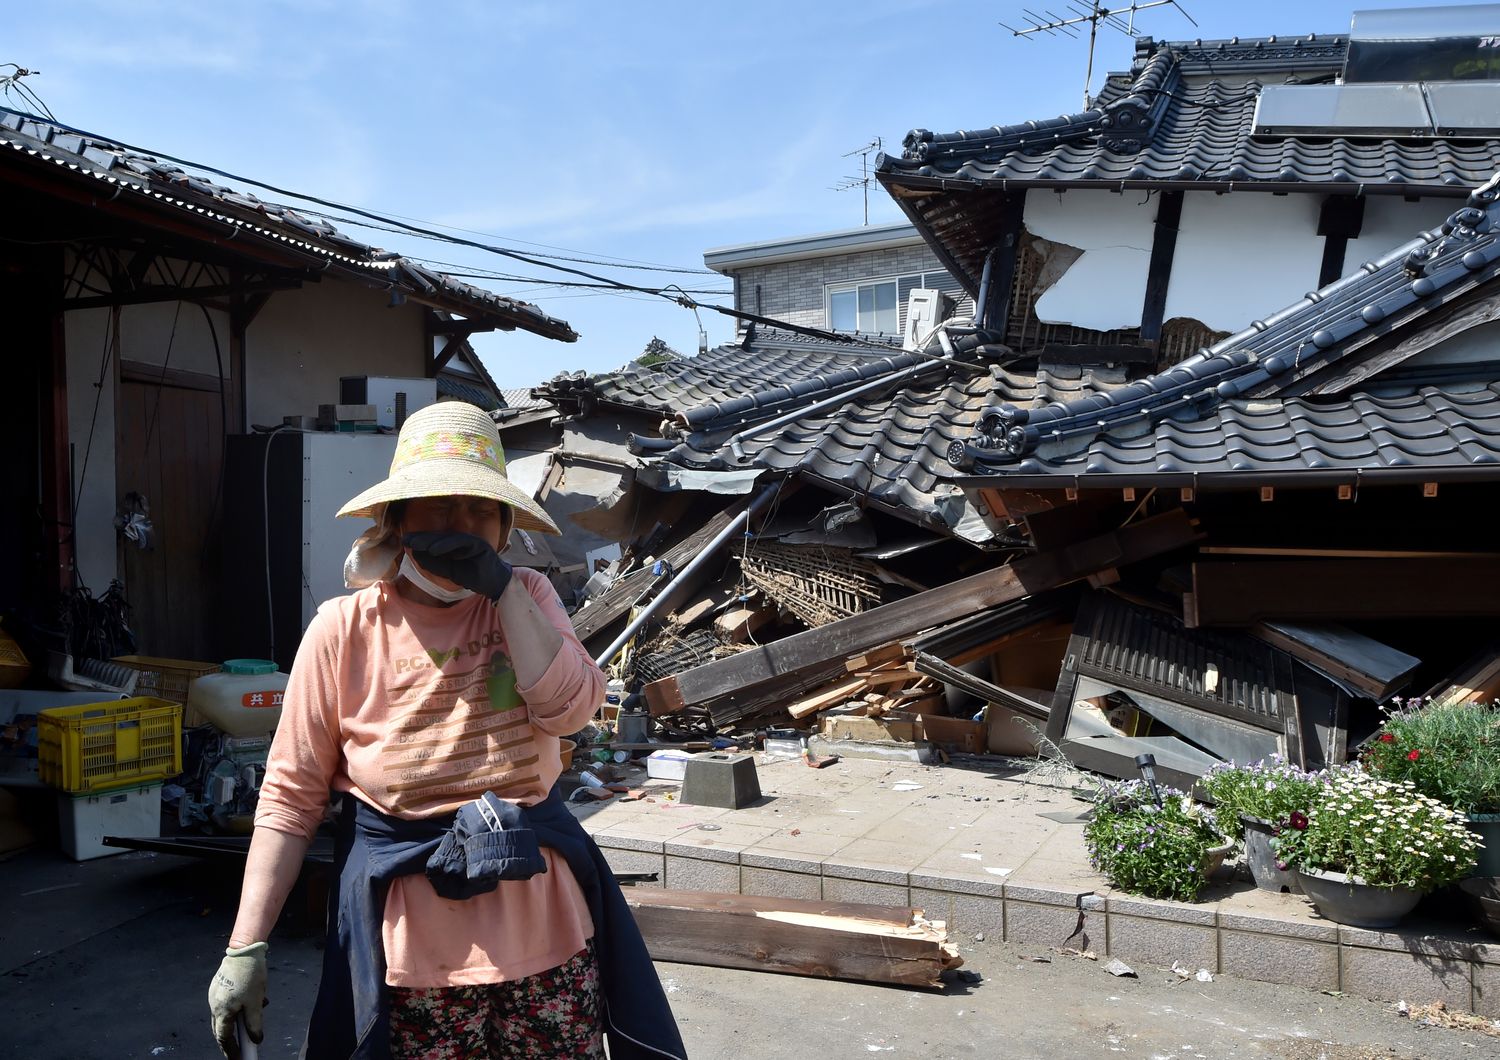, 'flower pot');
1465,814,1500,878
1296,867,1424,929
1202,841,1234,881
1457,877,1500,939
1240,815,1300,894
